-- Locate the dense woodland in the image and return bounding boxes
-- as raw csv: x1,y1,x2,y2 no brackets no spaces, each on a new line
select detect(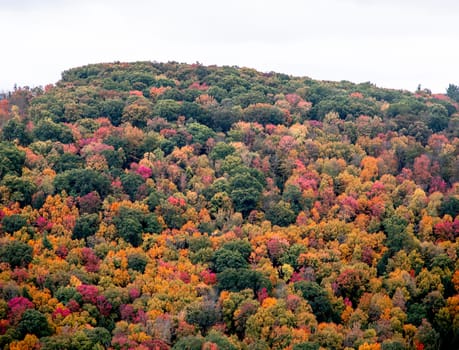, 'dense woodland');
0,61,459,350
